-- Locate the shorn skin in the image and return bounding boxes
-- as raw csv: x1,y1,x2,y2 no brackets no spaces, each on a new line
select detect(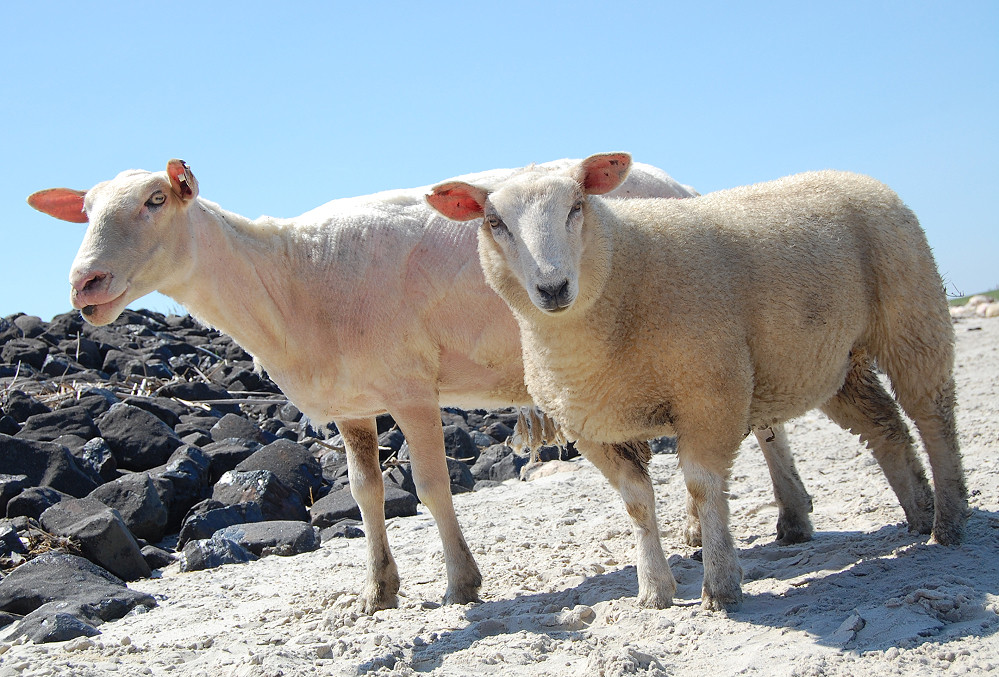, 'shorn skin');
427,153,966,611
28,157,700,614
